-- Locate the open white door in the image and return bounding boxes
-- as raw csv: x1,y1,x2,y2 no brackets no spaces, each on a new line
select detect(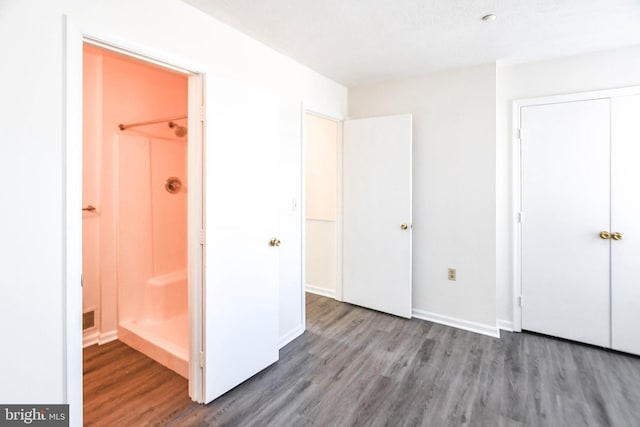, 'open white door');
204,77,280,402
342,114,412,318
